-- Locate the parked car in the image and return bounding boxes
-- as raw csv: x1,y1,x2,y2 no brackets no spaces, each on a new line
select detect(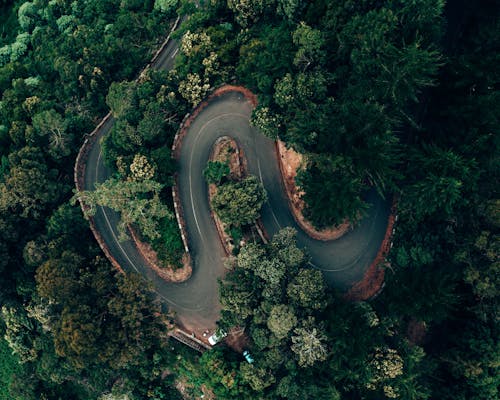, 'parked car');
243,350,254,364
208,329,227,345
